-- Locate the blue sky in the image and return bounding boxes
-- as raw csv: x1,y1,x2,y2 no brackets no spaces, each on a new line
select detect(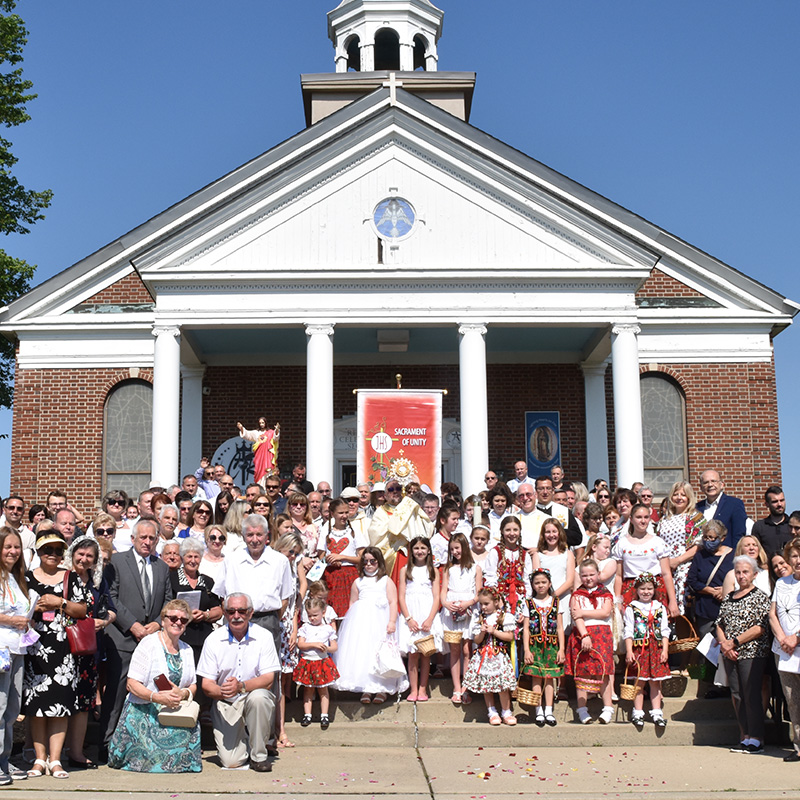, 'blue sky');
1,1,798,503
